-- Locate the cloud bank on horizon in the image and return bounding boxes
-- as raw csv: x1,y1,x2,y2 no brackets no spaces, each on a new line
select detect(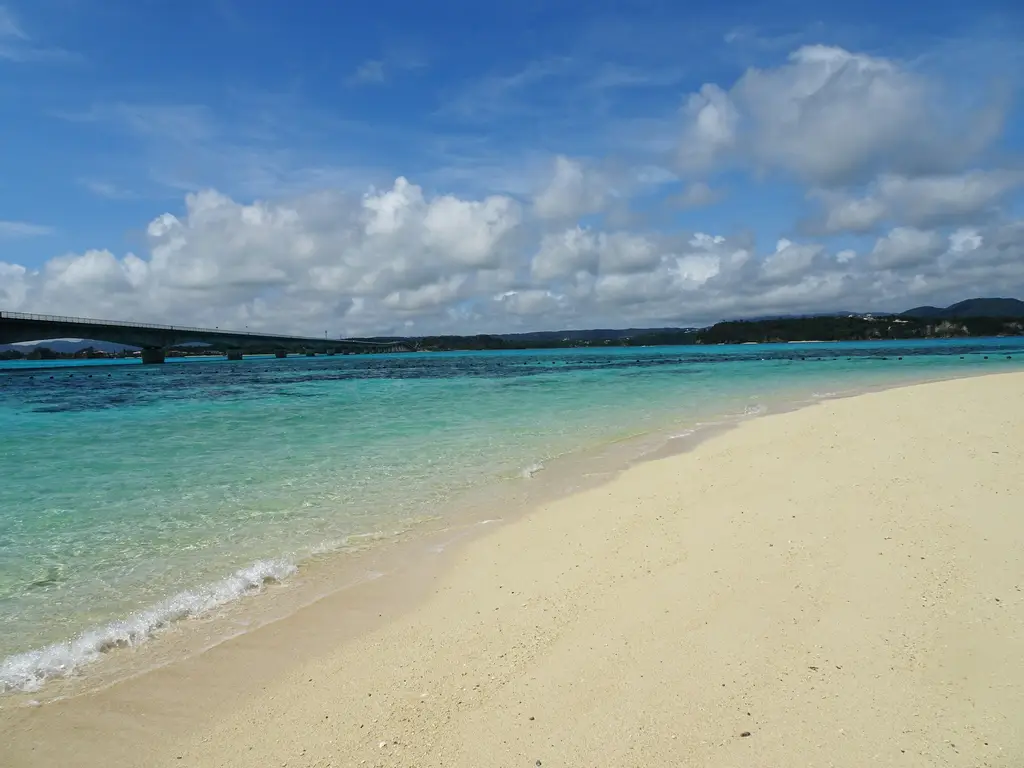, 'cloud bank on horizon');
1,1,1023,335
